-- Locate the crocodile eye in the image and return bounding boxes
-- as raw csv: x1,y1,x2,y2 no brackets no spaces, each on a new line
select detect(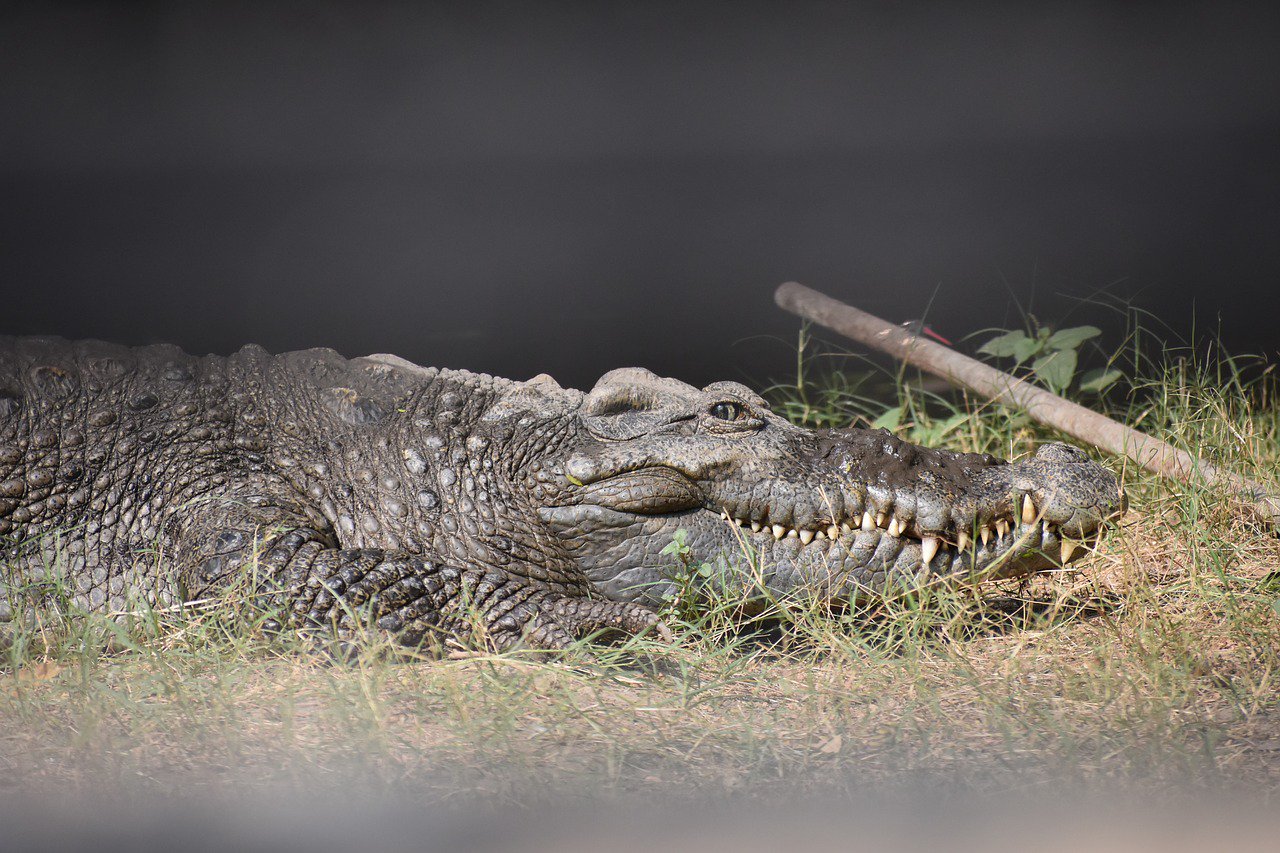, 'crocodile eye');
709,401,744,421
